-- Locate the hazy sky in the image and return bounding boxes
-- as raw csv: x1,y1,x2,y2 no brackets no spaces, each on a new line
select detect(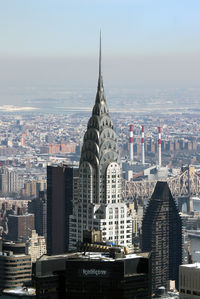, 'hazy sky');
1,0,200,56
0,0,200,105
